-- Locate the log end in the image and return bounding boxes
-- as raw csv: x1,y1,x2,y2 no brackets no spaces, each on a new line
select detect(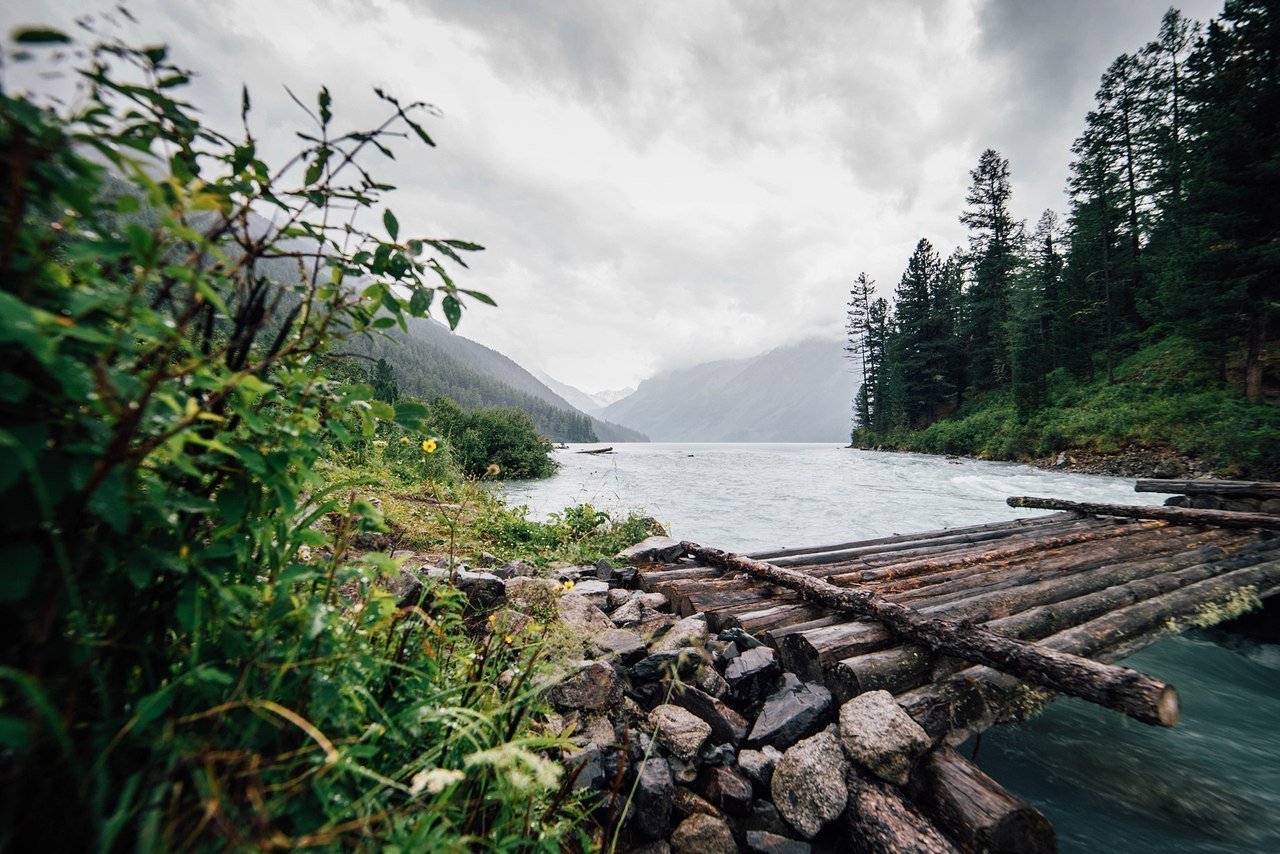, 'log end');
1156,685,1181,727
